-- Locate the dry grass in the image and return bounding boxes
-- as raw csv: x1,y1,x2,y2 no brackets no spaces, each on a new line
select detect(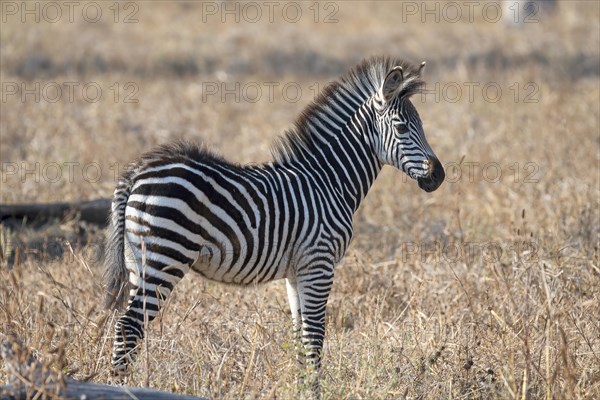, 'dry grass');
1,1,599,399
